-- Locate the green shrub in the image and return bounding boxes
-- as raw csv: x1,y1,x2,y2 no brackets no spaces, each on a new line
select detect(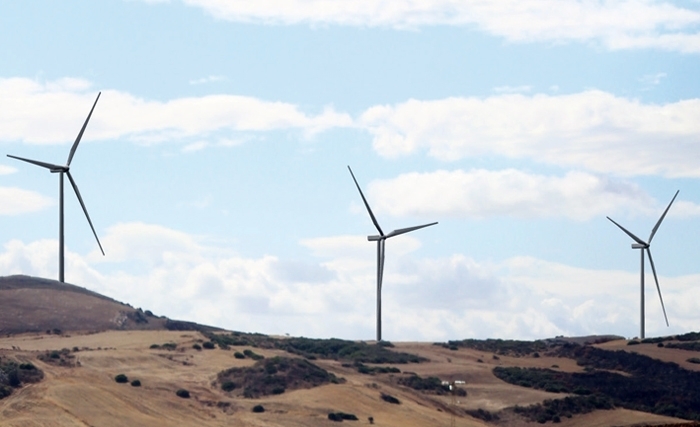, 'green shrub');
381,393,400,404
202,341,216,349
234,352,245,359
0,385,11,400
252,404,265,413
221,381,237,392
192,344,202,351
149,344,160,349
19,363,35,370
176,389,190,398
131,379,141,387
115,374,128,383
687,357,700,364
